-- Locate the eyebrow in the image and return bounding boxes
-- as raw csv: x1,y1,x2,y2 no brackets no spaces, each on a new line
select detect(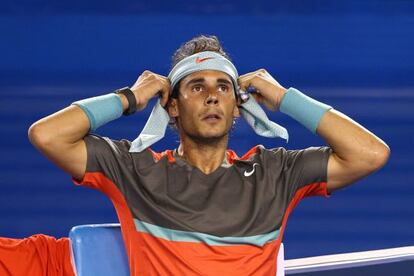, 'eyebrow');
185,77,232,88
